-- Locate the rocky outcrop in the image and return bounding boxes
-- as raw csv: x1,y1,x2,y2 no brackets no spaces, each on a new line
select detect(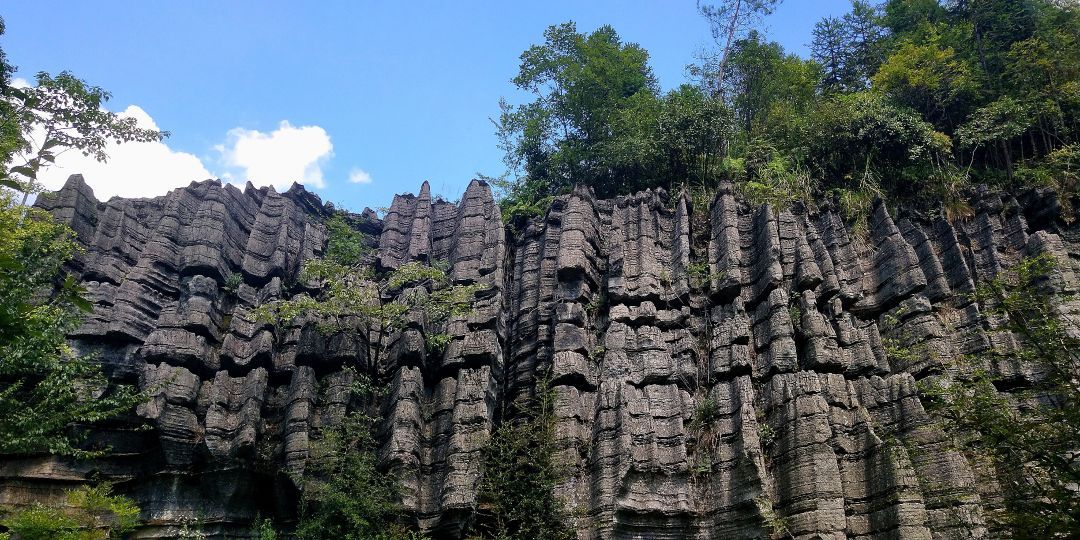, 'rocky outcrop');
3,174,1077,539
